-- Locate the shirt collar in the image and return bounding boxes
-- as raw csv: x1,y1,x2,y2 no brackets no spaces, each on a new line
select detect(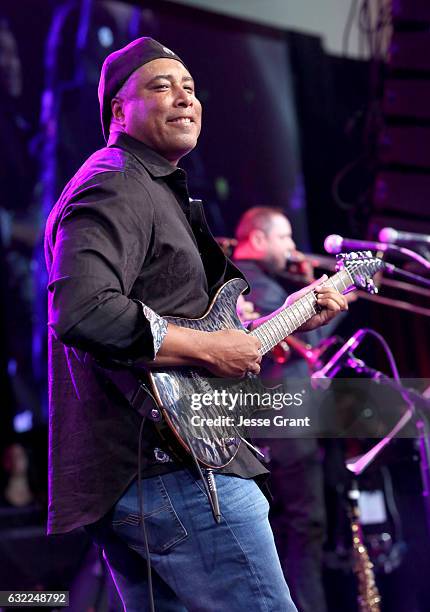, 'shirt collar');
107,132,183,179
